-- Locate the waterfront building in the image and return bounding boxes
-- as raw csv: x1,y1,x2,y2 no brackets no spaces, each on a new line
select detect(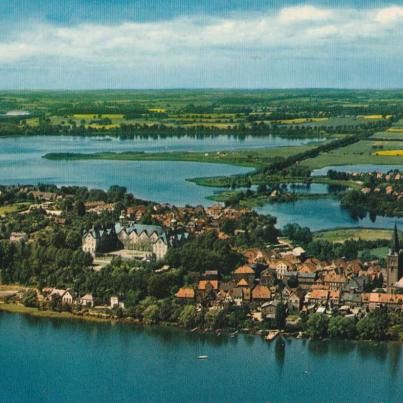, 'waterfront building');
386,224,402,289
